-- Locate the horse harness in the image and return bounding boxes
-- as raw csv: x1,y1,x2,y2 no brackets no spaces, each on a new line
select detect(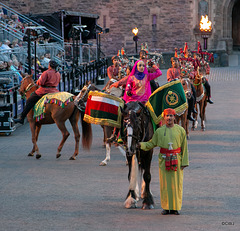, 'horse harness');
123,102,151,158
